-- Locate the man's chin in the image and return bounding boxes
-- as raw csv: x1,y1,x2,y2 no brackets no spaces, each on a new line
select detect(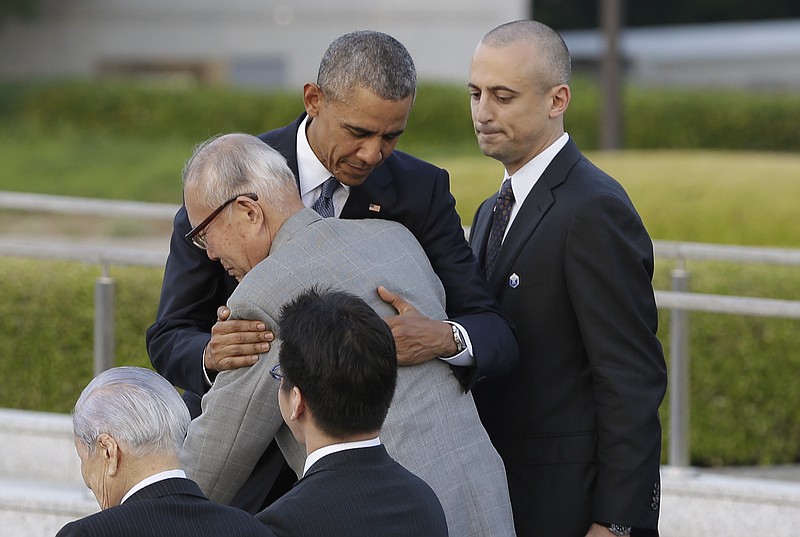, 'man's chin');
338,174,370,187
